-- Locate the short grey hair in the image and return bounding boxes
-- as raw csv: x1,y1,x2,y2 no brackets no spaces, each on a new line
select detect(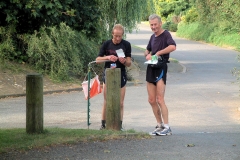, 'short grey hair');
112,24,124,35
149,14,161,22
